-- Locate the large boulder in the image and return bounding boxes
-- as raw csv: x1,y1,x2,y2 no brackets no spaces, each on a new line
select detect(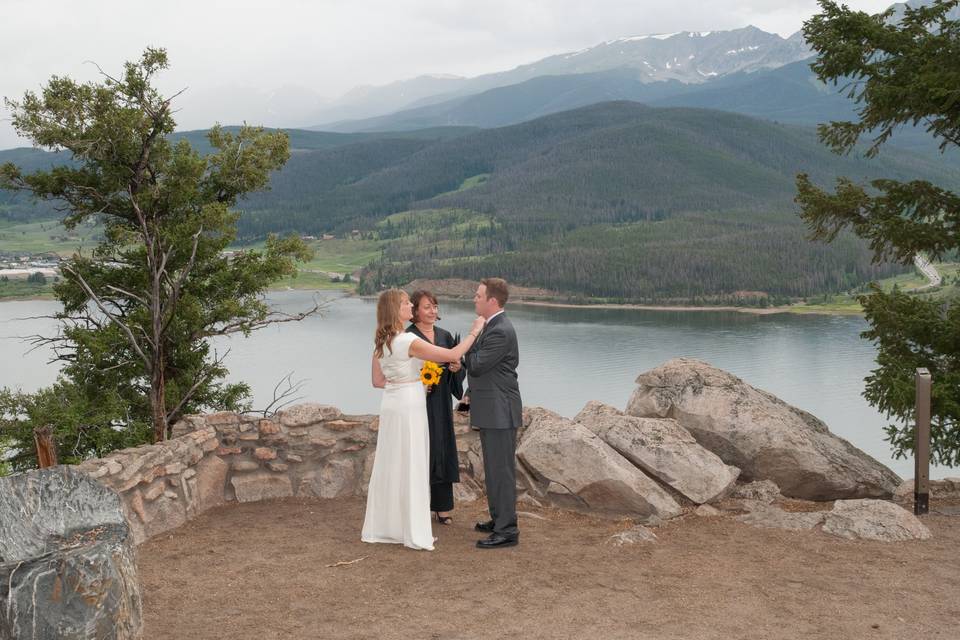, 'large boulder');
517,408,681,520
0,466,142,639
574,401,740,504
736,499,932,542
822,499,932,542
626,359,901,500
